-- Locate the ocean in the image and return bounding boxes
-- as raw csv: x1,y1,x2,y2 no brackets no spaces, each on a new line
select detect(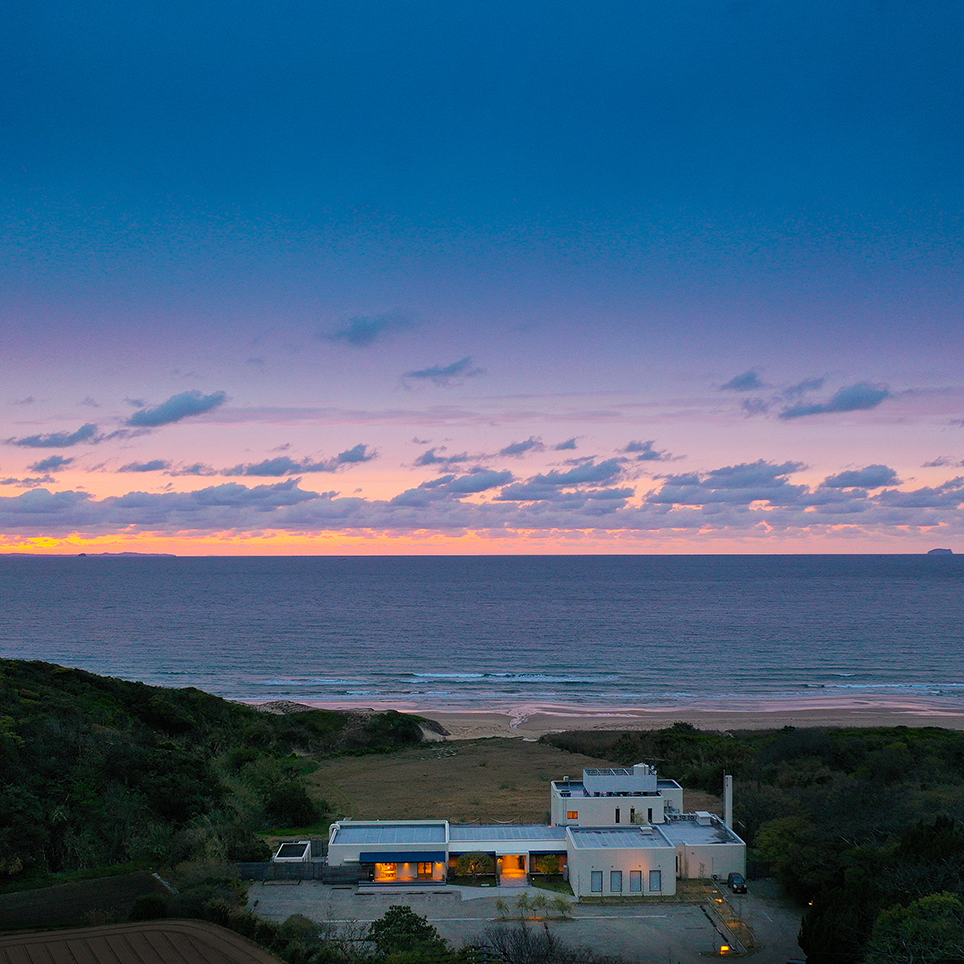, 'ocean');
1,554,962,712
